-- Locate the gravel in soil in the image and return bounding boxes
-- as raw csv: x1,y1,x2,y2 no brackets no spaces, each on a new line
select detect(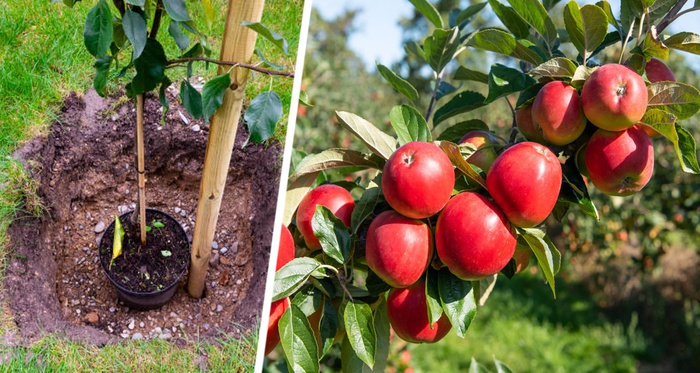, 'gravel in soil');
2,89,280,345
